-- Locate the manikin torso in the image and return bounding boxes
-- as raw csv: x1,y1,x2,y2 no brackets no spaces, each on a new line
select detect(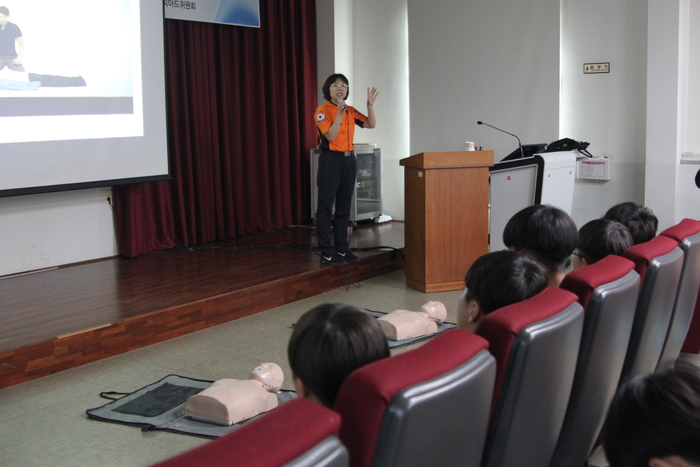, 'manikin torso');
377,301,447,340
185,363,284,425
